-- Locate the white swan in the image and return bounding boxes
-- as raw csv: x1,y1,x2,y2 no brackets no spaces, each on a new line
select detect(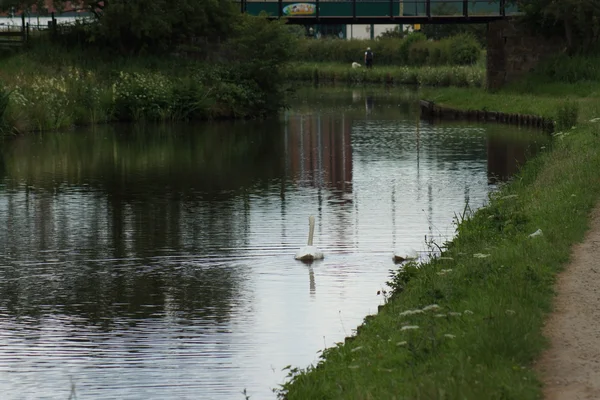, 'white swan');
393,248,418,263
295,215,324,262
